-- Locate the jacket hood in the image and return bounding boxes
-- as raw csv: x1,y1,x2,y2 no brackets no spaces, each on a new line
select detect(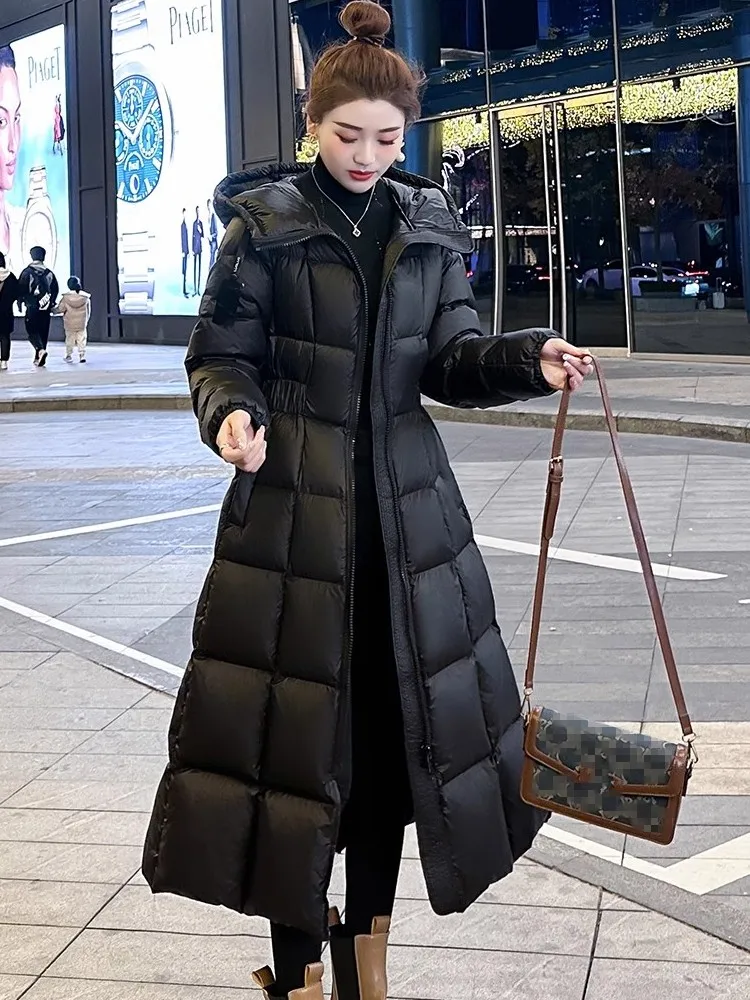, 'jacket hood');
214,161,473,253
62,291,90,307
